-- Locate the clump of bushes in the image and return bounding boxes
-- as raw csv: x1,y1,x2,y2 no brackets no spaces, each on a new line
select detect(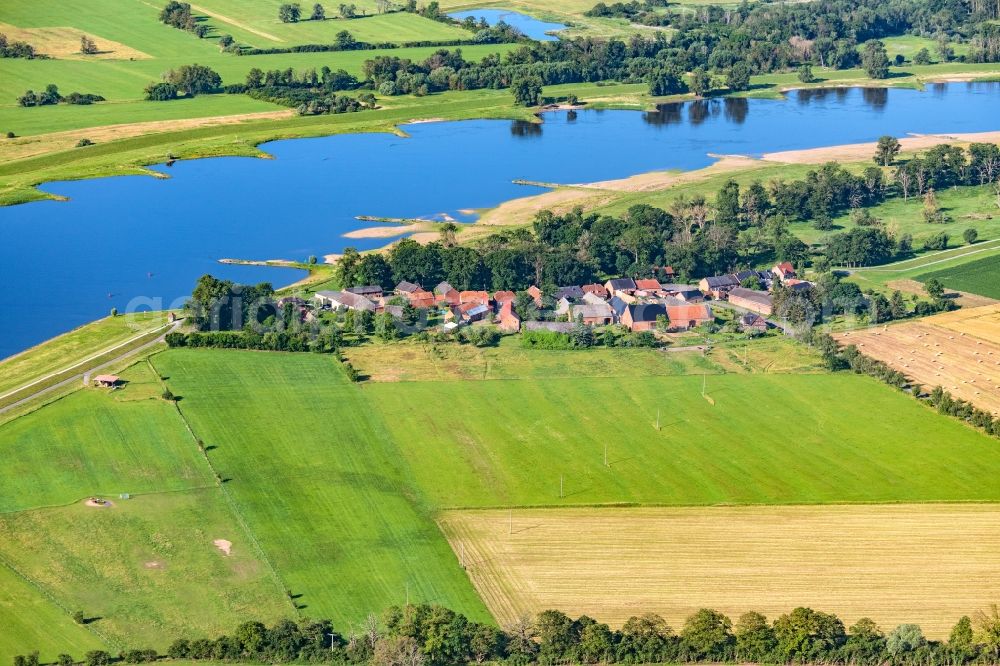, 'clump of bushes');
17,84,104,107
